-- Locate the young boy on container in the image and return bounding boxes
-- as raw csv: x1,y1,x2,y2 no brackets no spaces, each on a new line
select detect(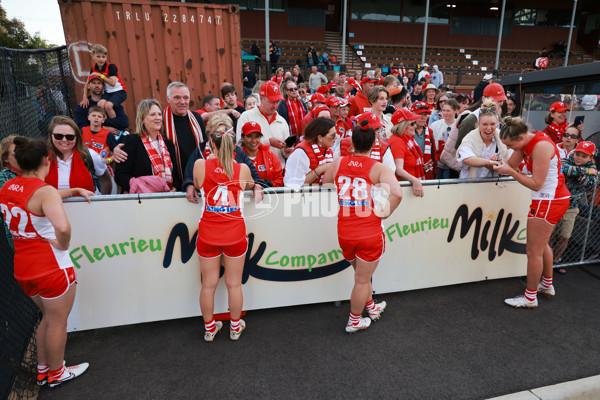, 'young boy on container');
551,141,597,272
80,44,127,119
